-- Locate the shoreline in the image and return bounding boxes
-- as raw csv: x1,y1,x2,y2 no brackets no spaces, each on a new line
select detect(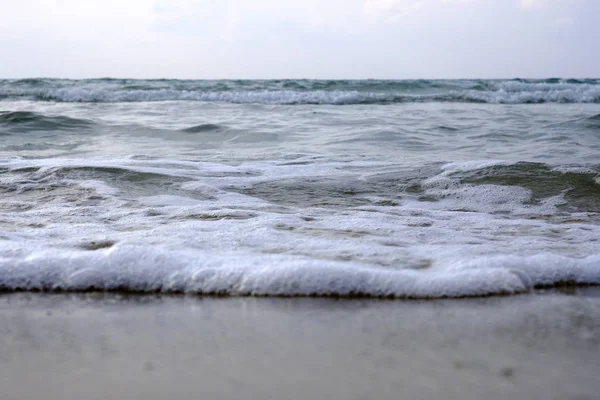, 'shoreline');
1,283,598,299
